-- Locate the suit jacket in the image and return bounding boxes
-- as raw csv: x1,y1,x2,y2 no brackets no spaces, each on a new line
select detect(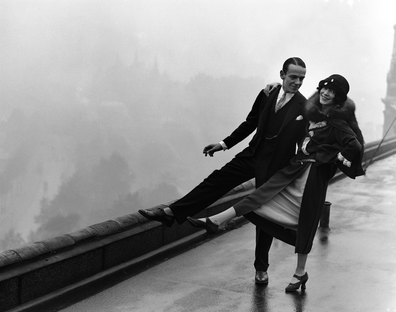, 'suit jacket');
222,86,307,184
